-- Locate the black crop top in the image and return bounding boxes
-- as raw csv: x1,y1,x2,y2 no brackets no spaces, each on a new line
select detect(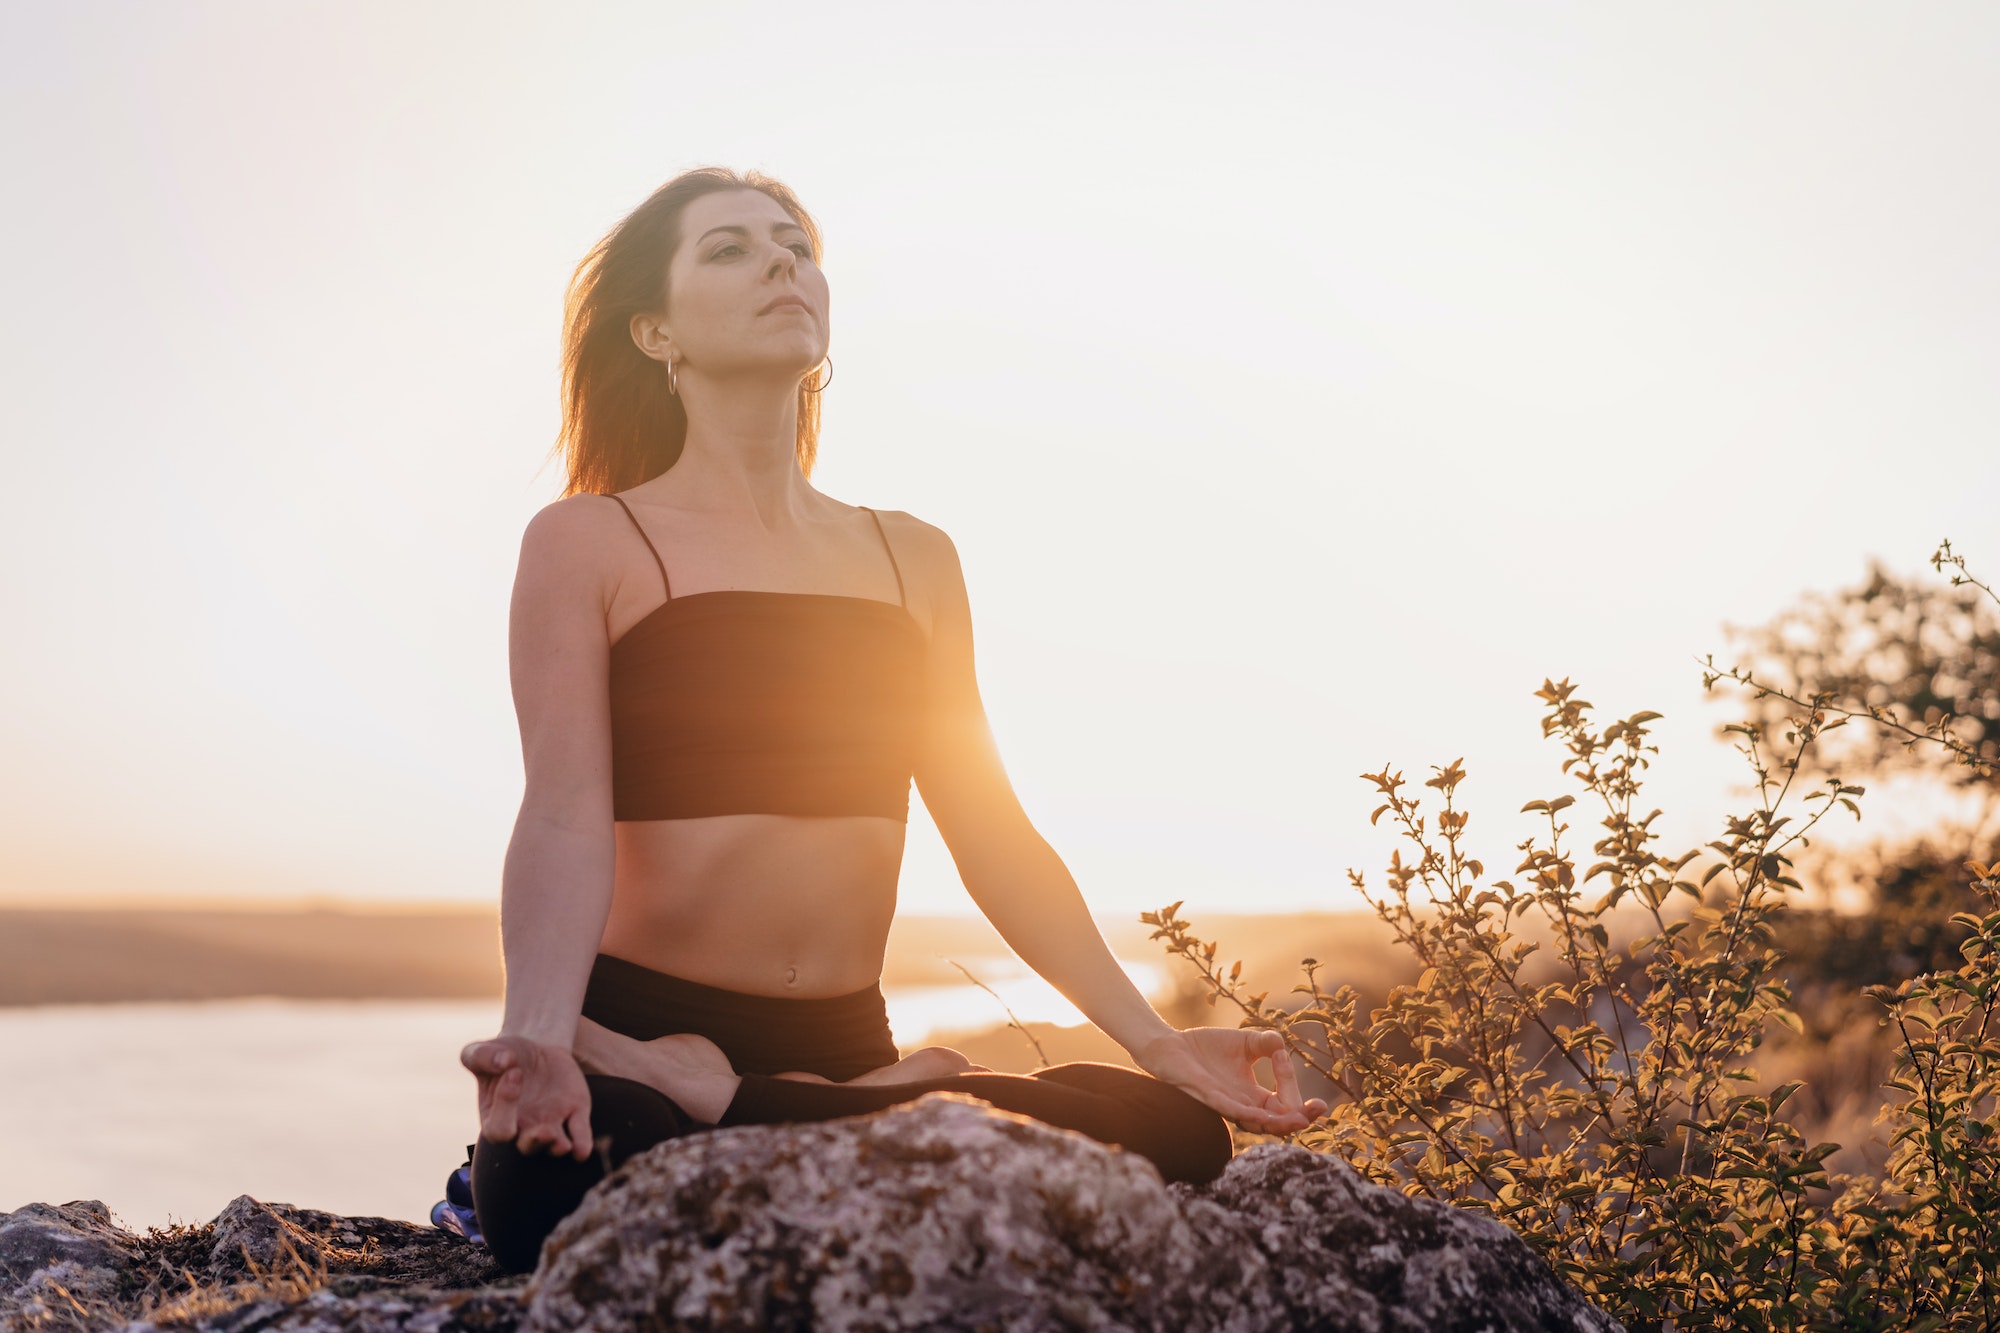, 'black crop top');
604,495,927,822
